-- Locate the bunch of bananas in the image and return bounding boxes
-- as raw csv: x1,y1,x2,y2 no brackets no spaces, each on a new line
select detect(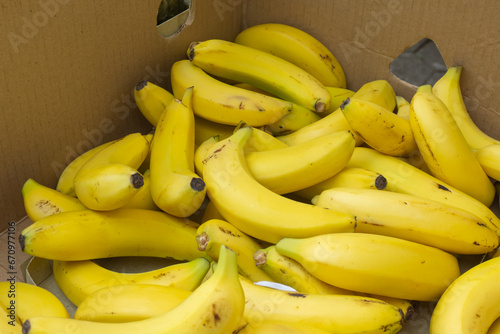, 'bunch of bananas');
7,22,500,334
